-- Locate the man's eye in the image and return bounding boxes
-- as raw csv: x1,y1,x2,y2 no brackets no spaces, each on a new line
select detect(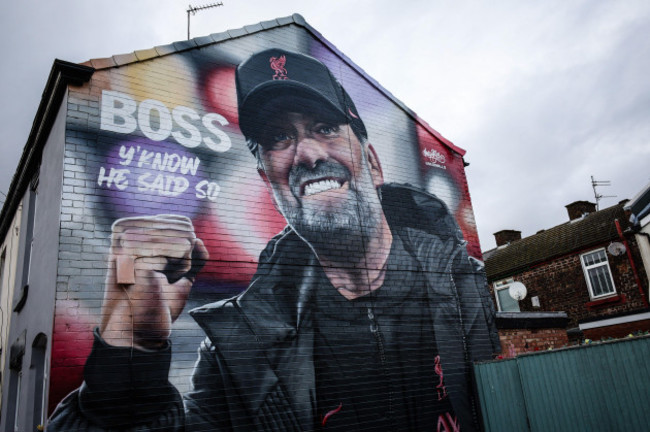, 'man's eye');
273,132,293,143
258,131,293,151
315,124,339,135
261,132,294,149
